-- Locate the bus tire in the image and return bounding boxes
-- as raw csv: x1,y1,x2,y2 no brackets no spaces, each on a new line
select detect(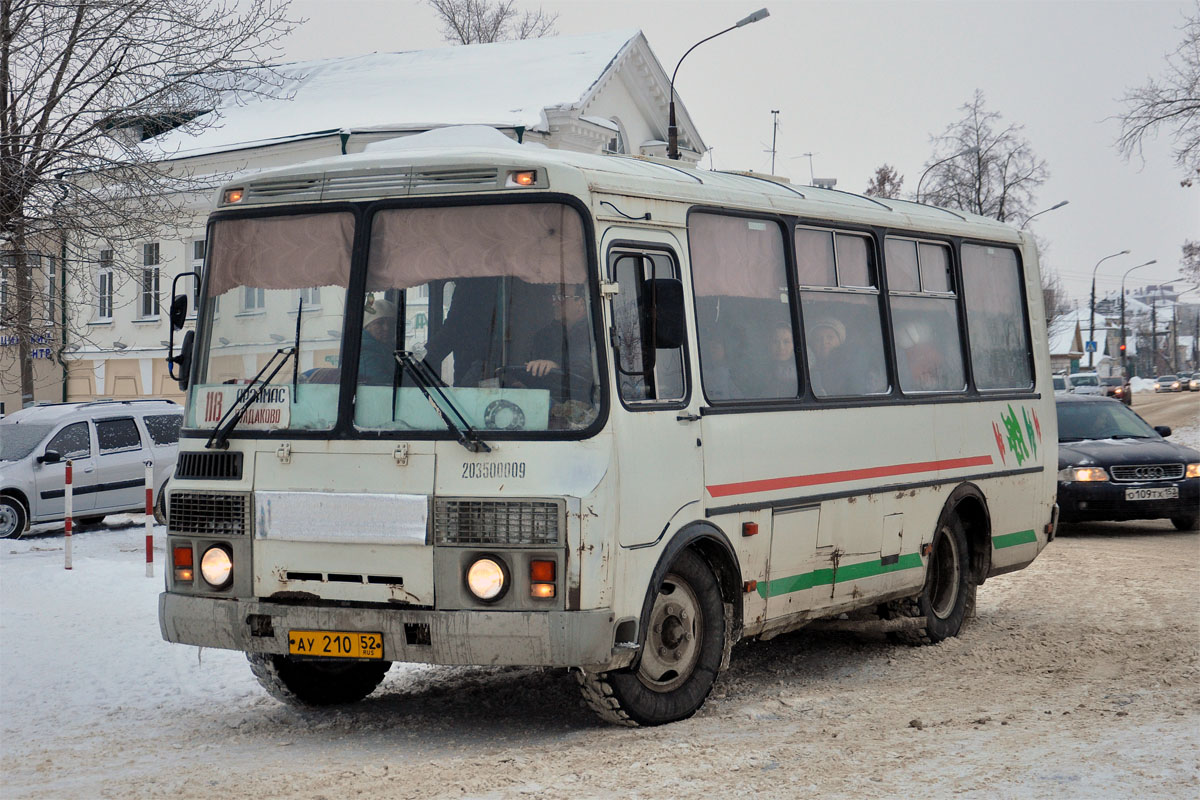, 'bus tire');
884,516,971,646
246,653,390,707
576,549,724,726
